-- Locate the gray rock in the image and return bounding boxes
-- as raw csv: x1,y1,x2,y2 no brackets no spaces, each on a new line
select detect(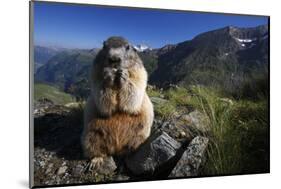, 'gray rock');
219,98,233,105
162,121,173,130
45,167,52,174
34,103,71,118
39,161,45,167
112,174,130,181
95,156,117,175
57,166,68,175
45,163,54,174
72,164,84,177
155,119,193,143
182,110,210,132
150,97,168,105
169,136,209,178
55,176,61,184
65,102,81,108
126,131,181,176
